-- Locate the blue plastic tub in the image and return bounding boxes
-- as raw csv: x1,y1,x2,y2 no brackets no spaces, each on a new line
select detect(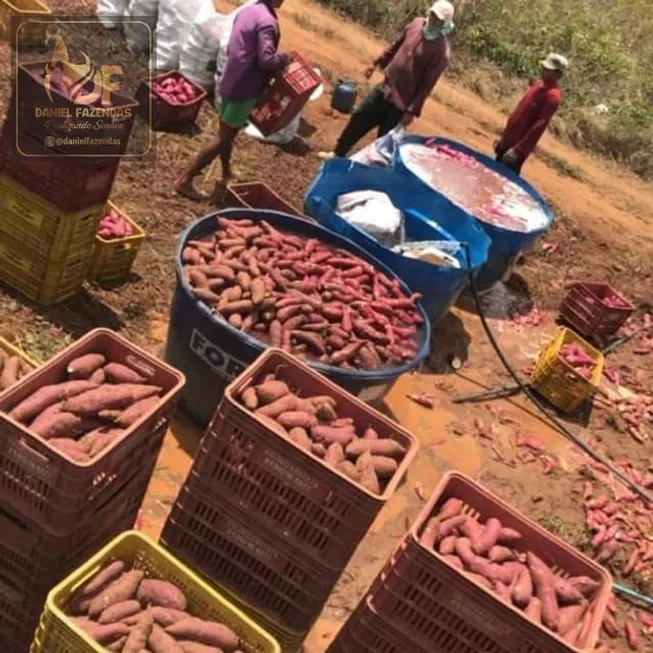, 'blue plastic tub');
393,136,554,291
304,159,490,323
165,208,431,426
